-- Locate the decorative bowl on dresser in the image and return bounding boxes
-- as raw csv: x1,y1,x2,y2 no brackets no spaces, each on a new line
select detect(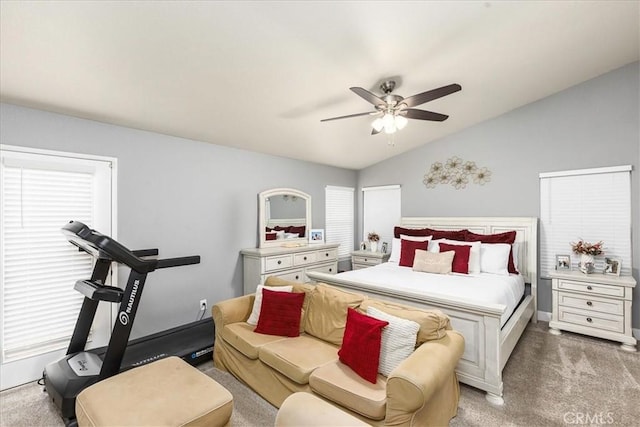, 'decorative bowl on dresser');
350,249,390,270
548,270,636,352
